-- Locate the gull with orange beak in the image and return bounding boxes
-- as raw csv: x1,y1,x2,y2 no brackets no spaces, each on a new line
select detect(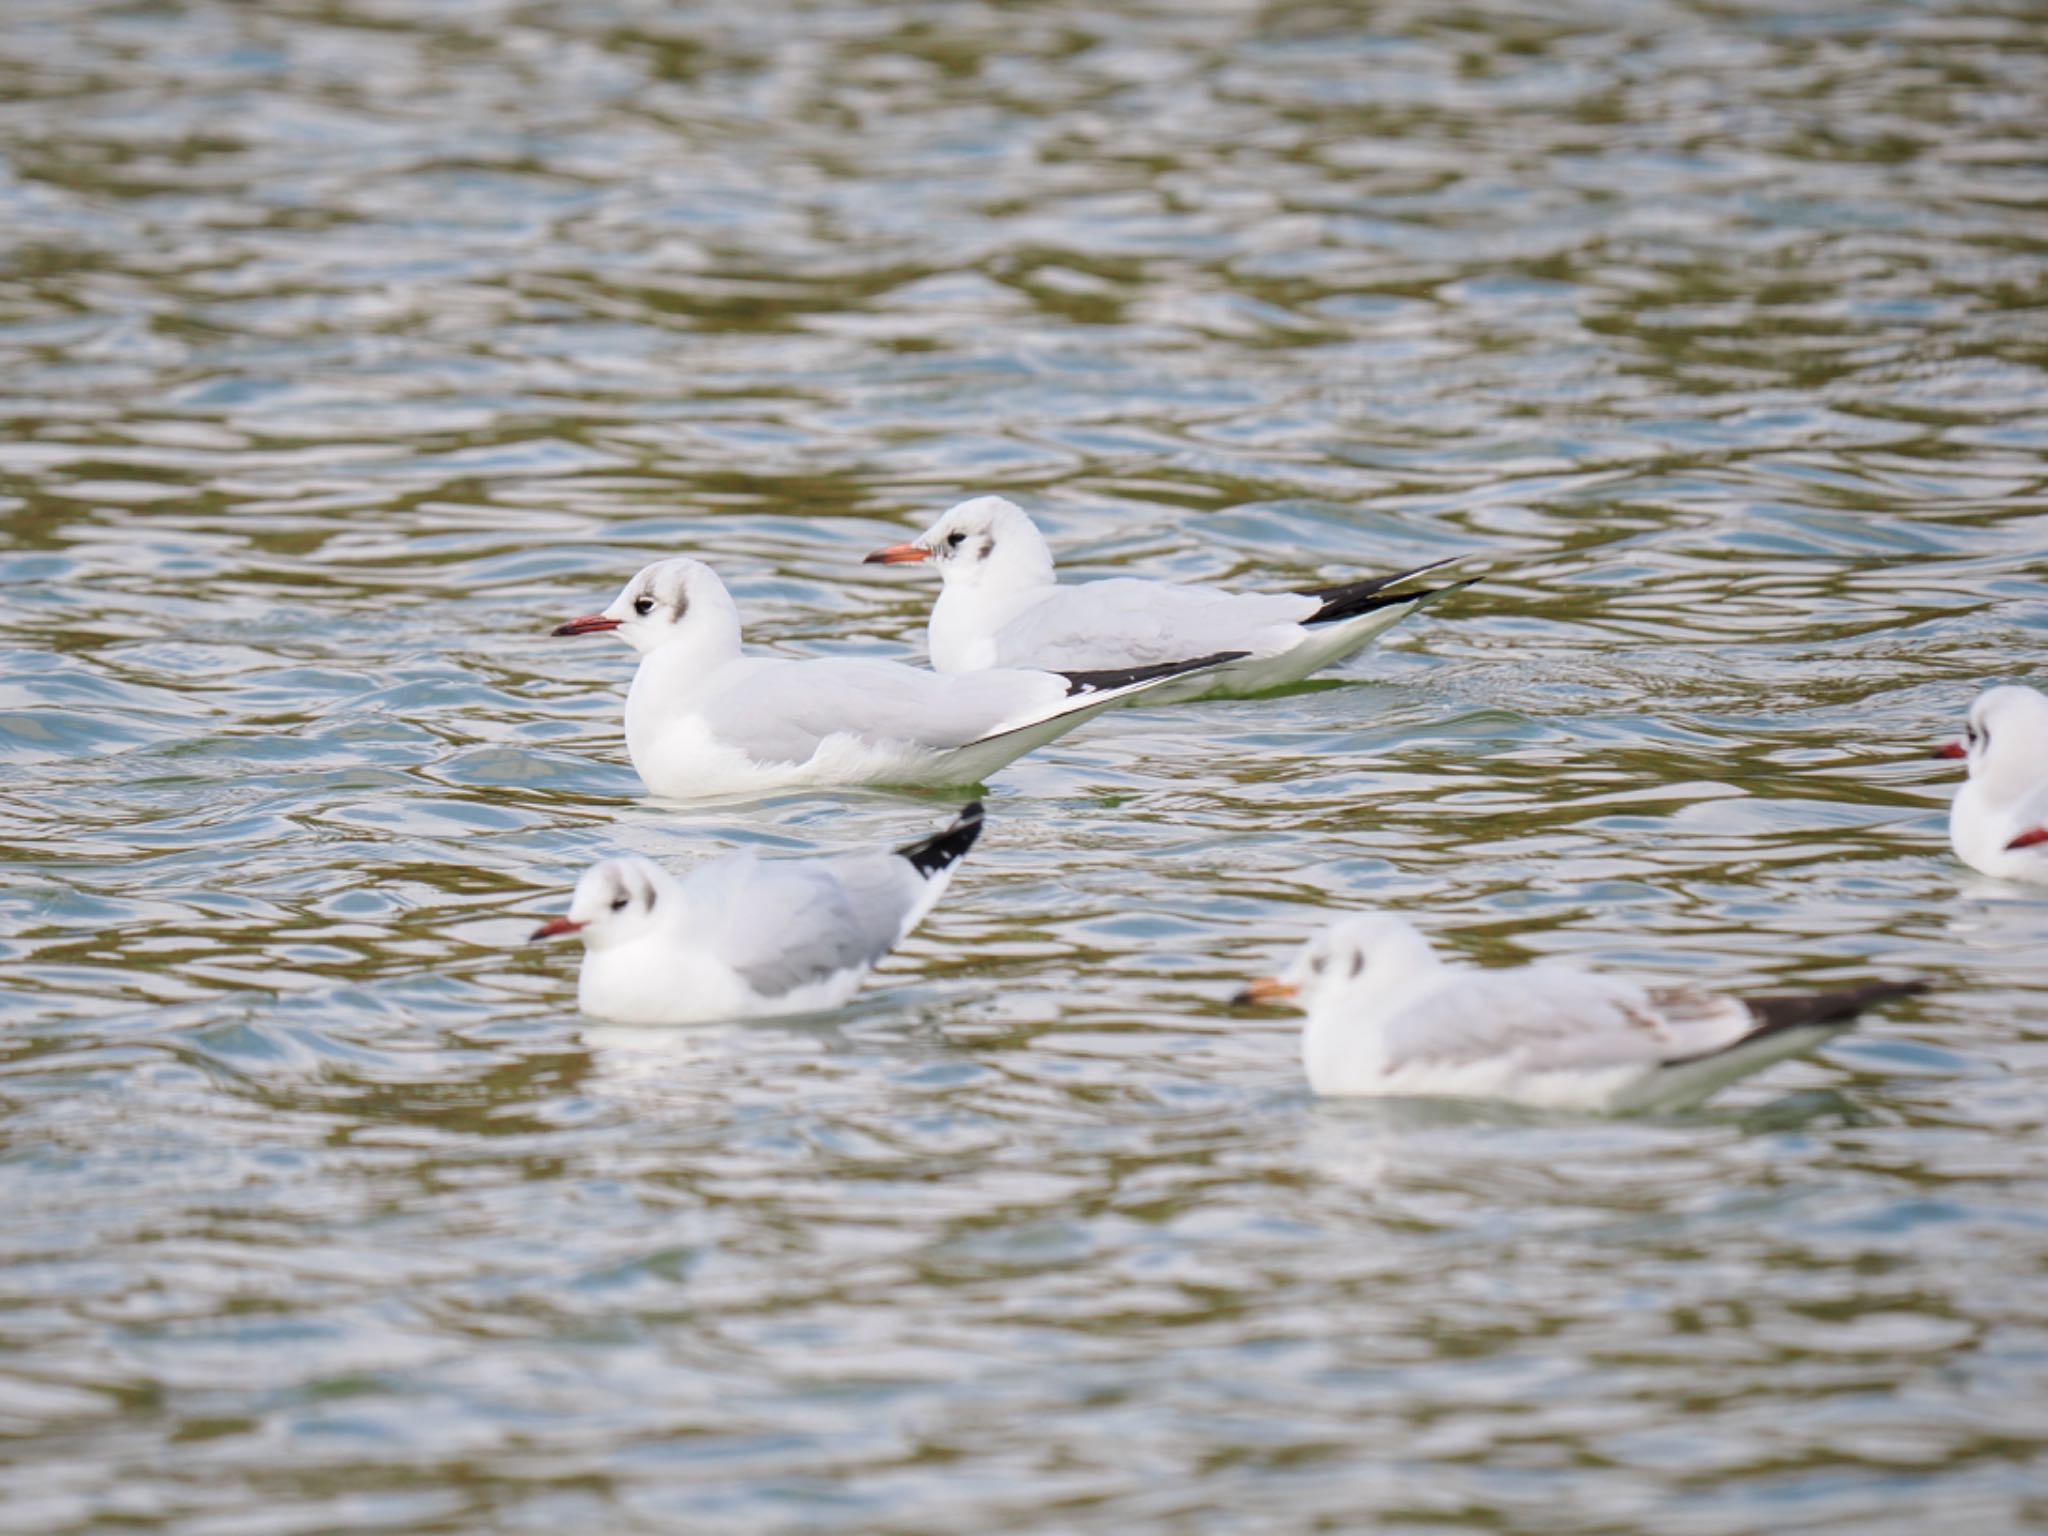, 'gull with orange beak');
1236,912,1926,1113
864,495,1476,702
529,803,984,1024
551,555,1243,798
1940,683,2048,883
